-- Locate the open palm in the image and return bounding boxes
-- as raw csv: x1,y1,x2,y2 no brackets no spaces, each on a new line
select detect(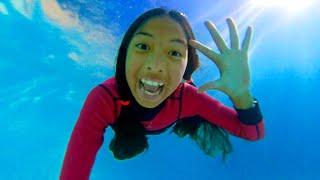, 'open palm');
189,18,252,98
